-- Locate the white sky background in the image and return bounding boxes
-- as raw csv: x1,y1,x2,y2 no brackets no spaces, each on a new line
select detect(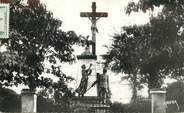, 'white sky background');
38,0,152,103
